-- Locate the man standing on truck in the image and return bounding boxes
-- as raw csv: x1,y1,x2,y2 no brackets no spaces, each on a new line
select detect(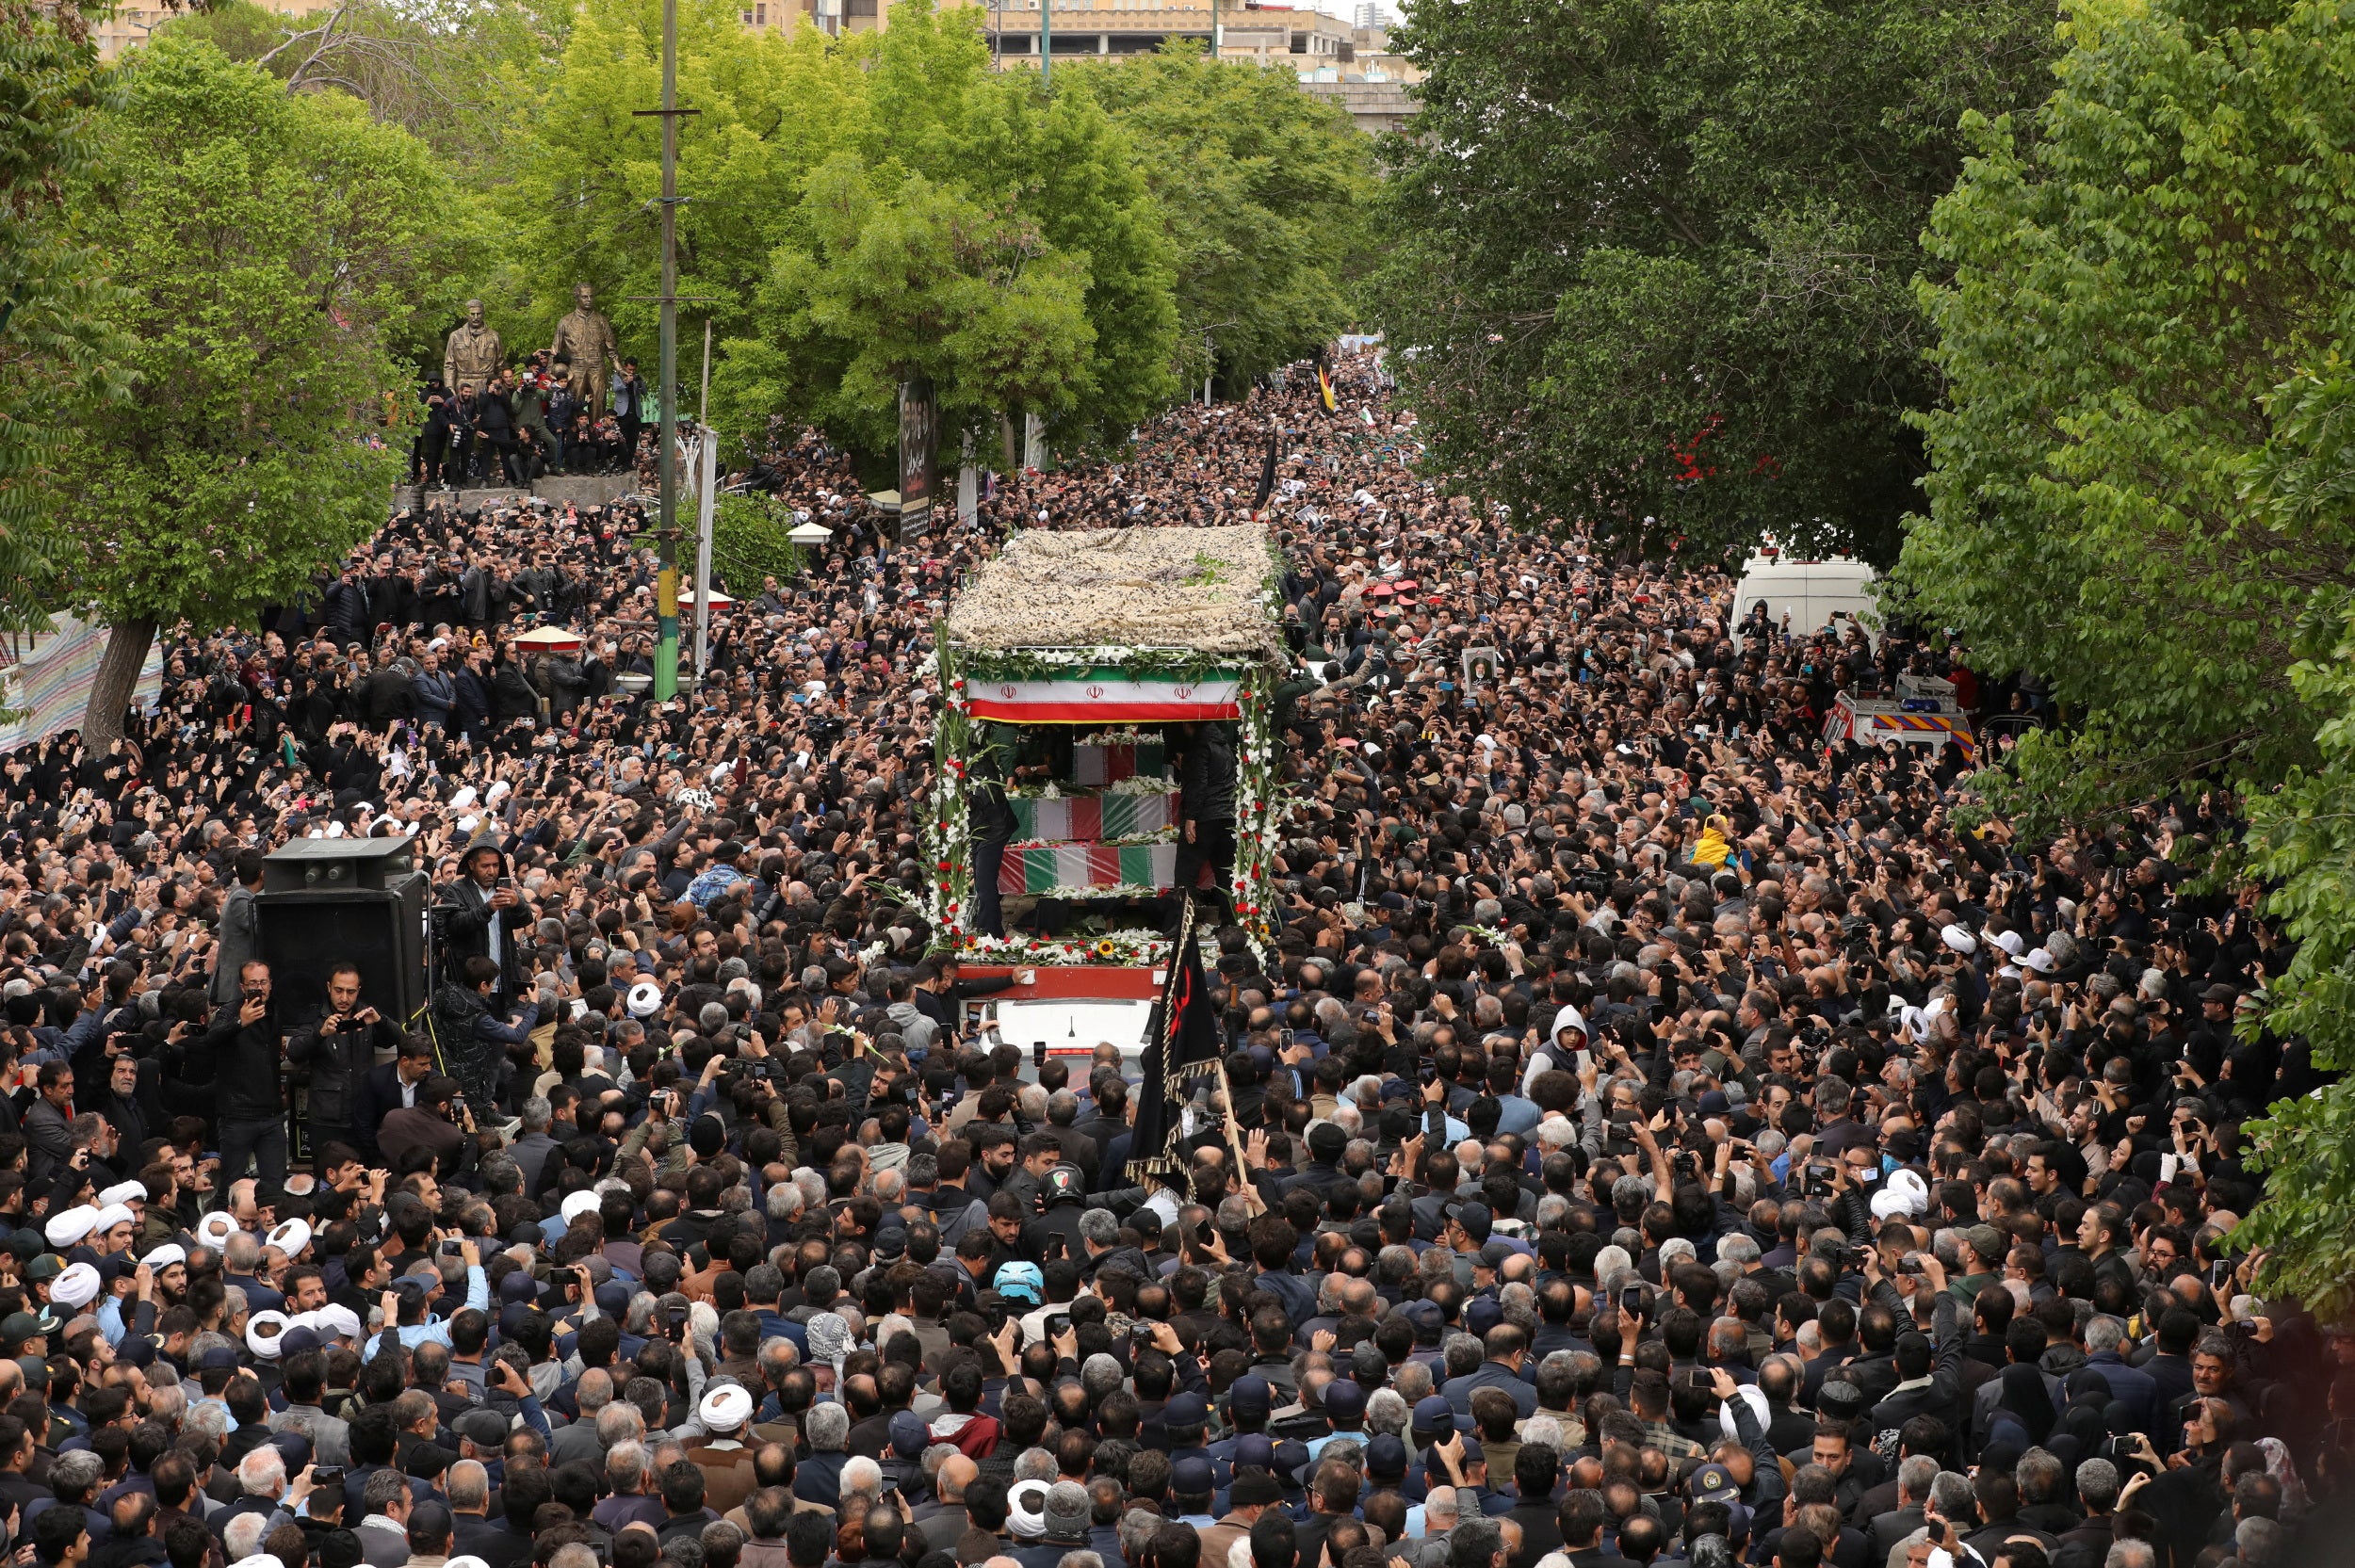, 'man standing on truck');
1171,721,1237,930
